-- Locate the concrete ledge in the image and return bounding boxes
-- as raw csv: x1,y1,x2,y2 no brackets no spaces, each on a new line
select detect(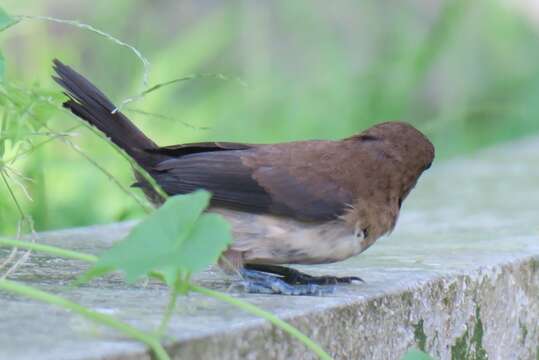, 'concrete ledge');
1,137,538,360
